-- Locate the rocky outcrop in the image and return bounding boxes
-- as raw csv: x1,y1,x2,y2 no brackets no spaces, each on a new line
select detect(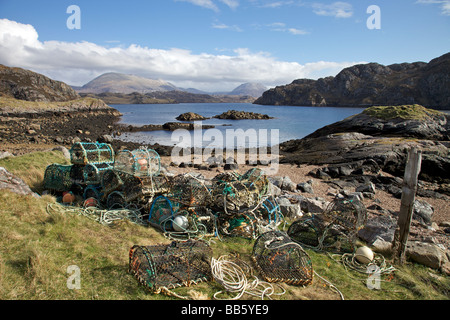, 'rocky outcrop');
213,110,274,120
280,106,450,184
305,105,450,141
0,64,80,102
254,52,450,109
176,112,209,121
